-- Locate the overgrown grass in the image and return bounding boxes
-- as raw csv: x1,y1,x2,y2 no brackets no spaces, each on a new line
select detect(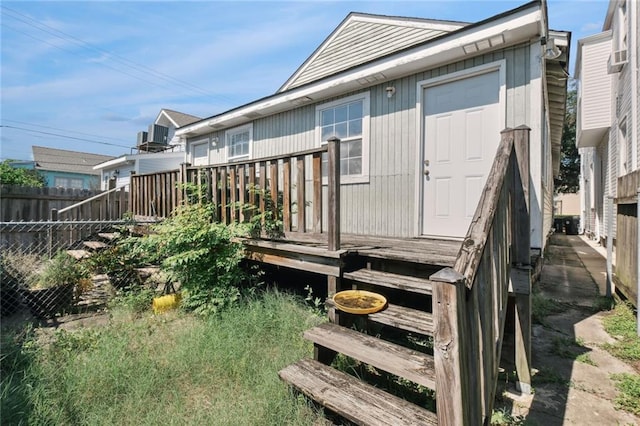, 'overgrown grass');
601,302,640,362
1,290,328,425
532,289,564,325
611,373,640,415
